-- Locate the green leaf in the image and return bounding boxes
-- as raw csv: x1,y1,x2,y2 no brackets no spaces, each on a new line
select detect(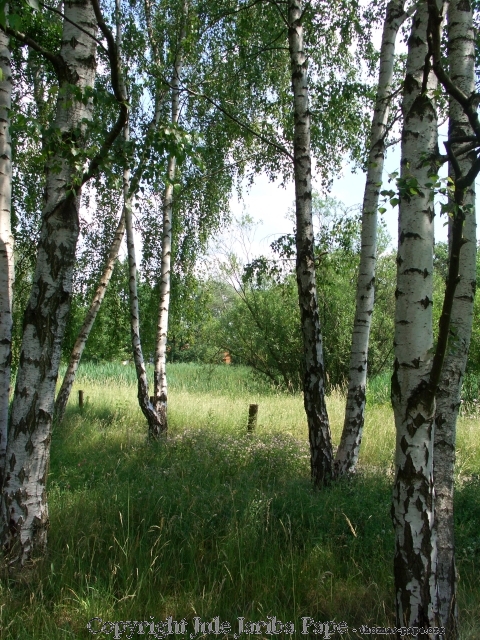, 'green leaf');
390,198,399,208
9,11,24,30
378,207,387,214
